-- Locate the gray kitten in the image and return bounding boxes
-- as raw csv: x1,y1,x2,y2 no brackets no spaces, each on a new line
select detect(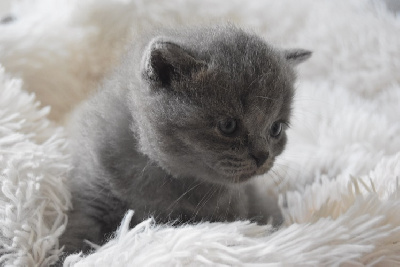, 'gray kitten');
60,25,311,255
